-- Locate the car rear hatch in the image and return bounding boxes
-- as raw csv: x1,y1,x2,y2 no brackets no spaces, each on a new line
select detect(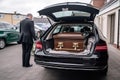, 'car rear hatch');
38,2,99,22
36,2,99,56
